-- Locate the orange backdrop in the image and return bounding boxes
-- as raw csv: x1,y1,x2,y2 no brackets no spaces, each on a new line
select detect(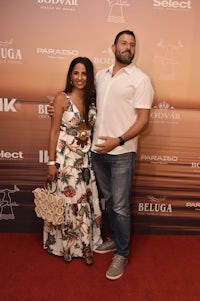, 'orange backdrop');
1,0,200,233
